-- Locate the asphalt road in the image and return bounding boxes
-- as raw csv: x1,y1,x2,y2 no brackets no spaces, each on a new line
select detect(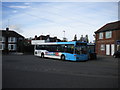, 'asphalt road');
2,54,118,88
